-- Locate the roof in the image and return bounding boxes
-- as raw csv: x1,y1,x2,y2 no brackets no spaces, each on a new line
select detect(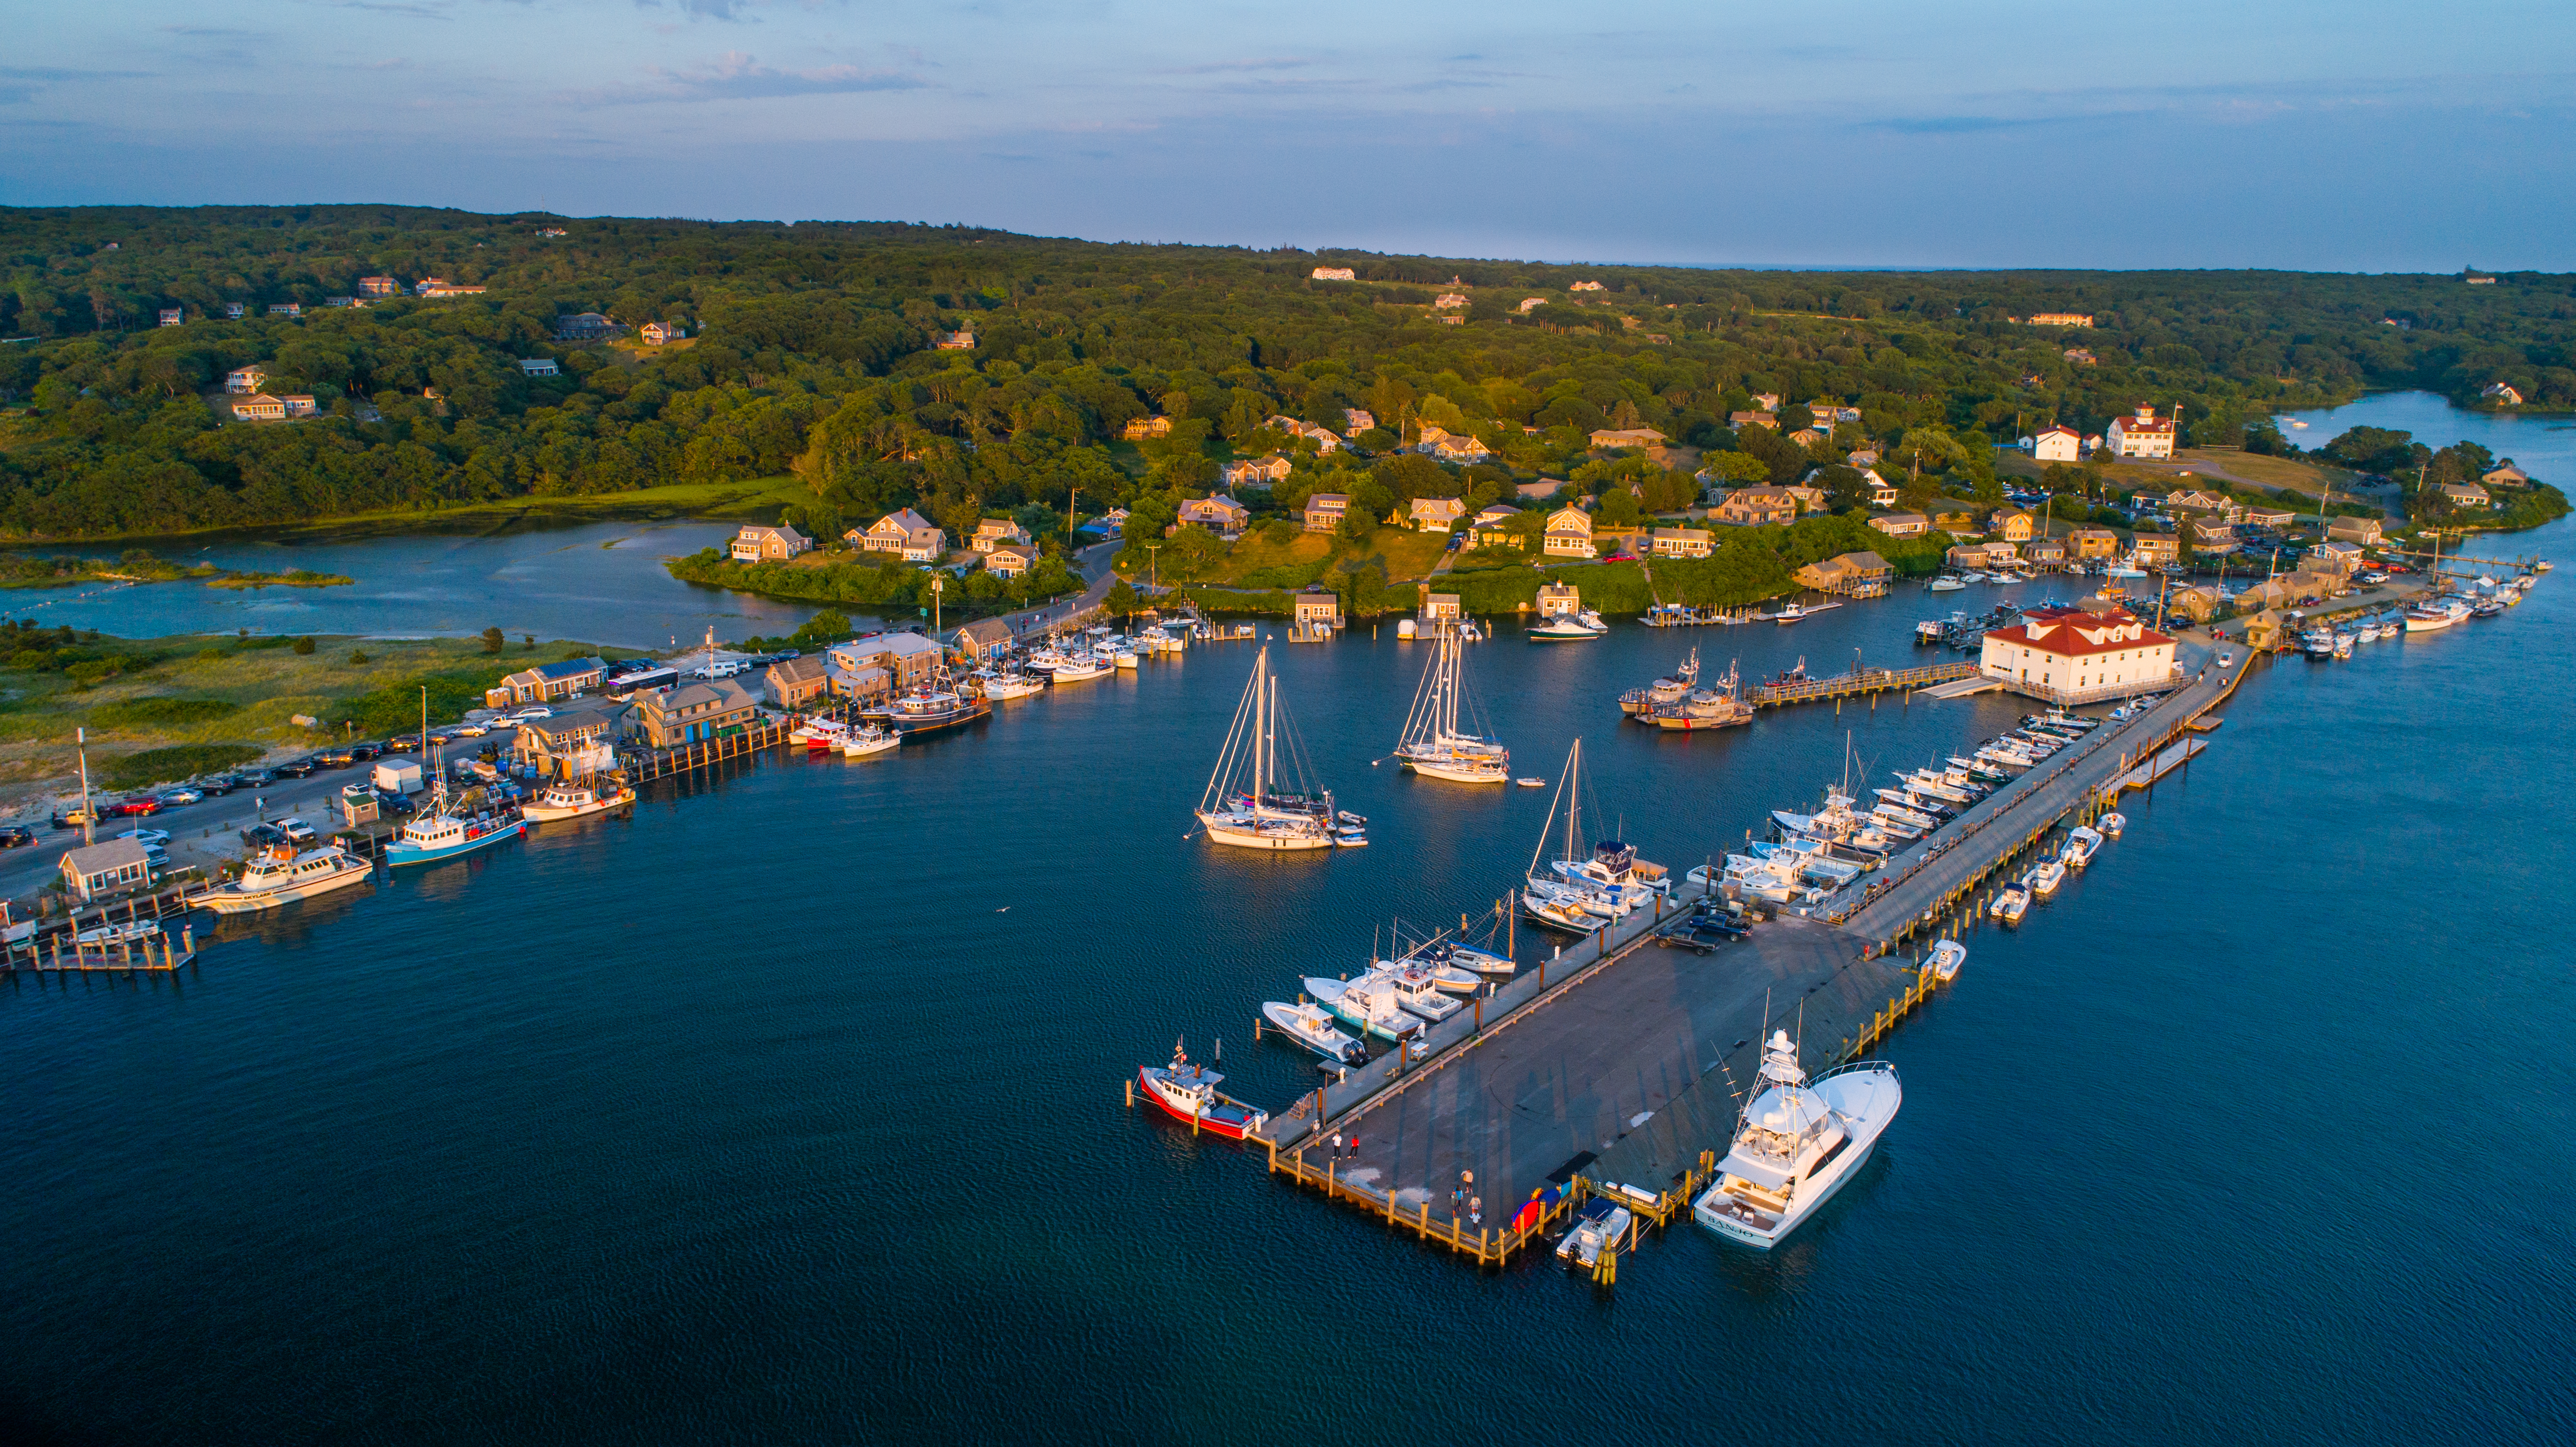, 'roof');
1305,493,1349,508
1987,605,2172,659
875,508,935,534
834,632,942,661
955,618,1014,646
63,838,151,875
1590,428,1668,445
656,678,756,714
766,656,830,684
536,657,603,681
524,708,610,740
1651,526,1711,541
2035,423,2081,438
